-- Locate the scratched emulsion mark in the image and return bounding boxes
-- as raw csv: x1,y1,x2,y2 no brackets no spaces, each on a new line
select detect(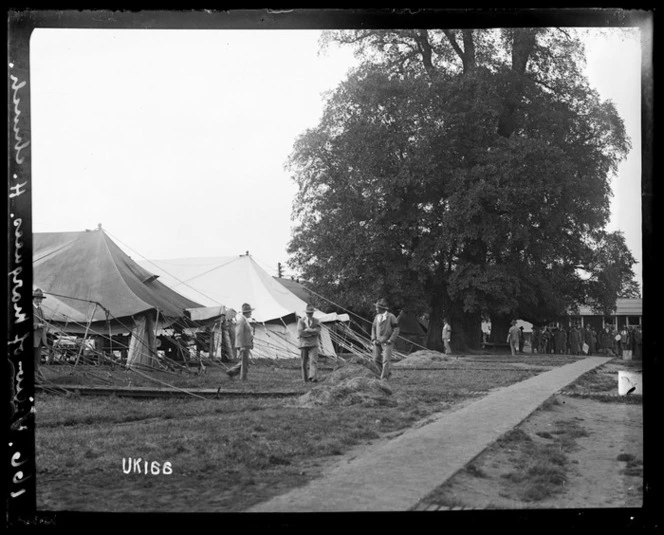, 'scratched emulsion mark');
8,62,34,505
